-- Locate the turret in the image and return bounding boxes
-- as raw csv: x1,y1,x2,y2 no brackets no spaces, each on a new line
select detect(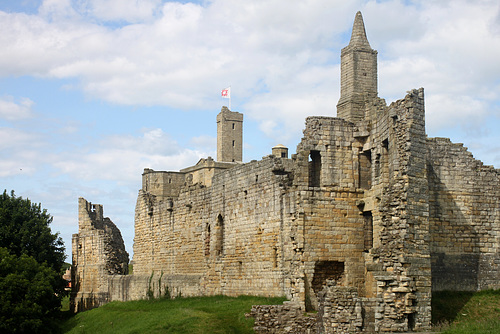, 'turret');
217,106,243,162
336,11,378,122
